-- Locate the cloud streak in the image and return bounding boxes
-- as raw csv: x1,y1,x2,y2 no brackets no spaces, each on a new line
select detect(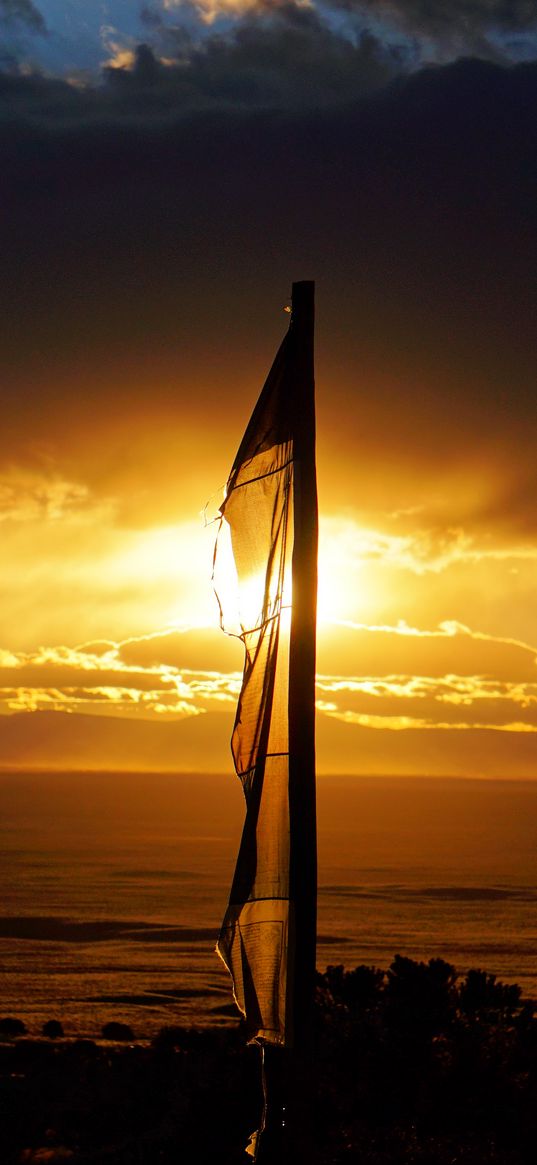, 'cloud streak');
318,708,537,733
0,633,242,719
0,471,105,524
1,622,536,735
321,516,537,578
